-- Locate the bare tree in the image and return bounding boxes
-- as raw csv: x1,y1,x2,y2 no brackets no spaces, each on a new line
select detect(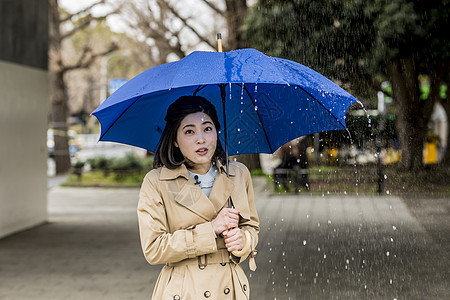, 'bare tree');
49,0,119,174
